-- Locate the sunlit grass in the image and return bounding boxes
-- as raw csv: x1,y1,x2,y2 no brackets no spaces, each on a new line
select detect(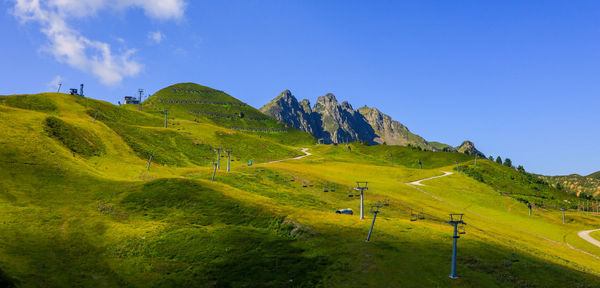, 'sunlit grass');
1,91,600,287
